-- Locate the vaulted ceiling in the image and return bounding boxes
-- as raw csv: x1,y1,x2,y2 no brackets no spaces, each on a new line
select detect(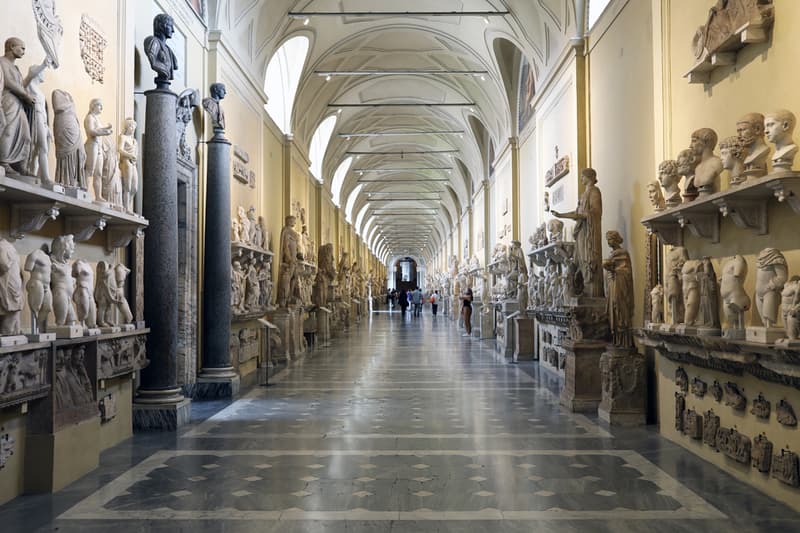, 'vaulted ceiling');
209,0,581,264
